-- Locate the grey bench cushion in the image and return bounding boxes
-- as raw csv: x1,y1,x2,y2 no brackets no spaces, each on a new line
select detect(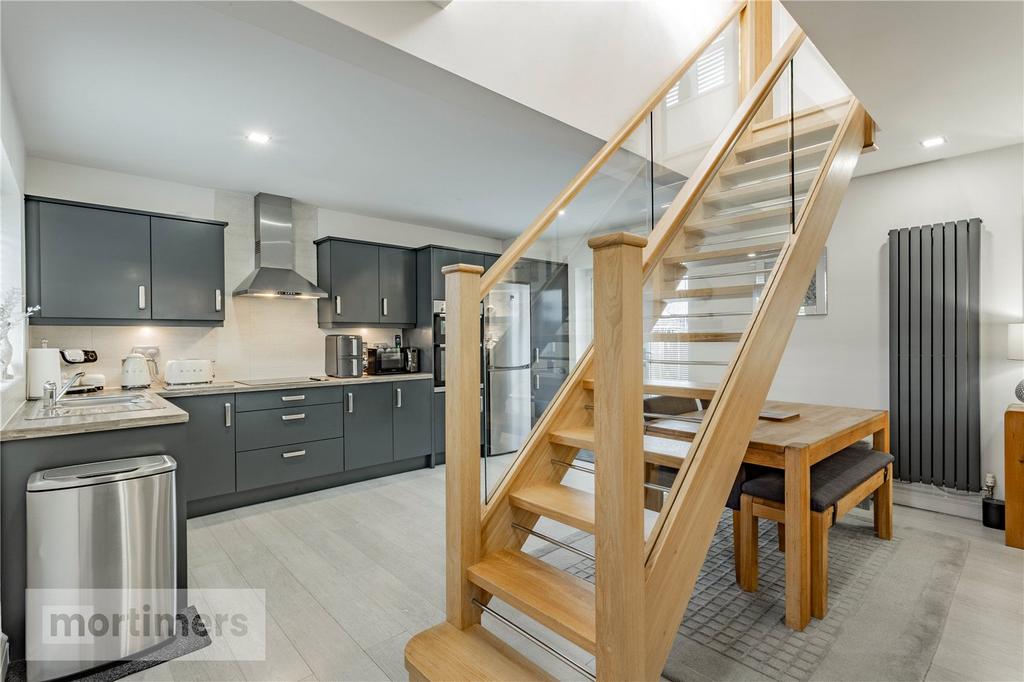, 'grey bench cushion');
740,444,894,513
